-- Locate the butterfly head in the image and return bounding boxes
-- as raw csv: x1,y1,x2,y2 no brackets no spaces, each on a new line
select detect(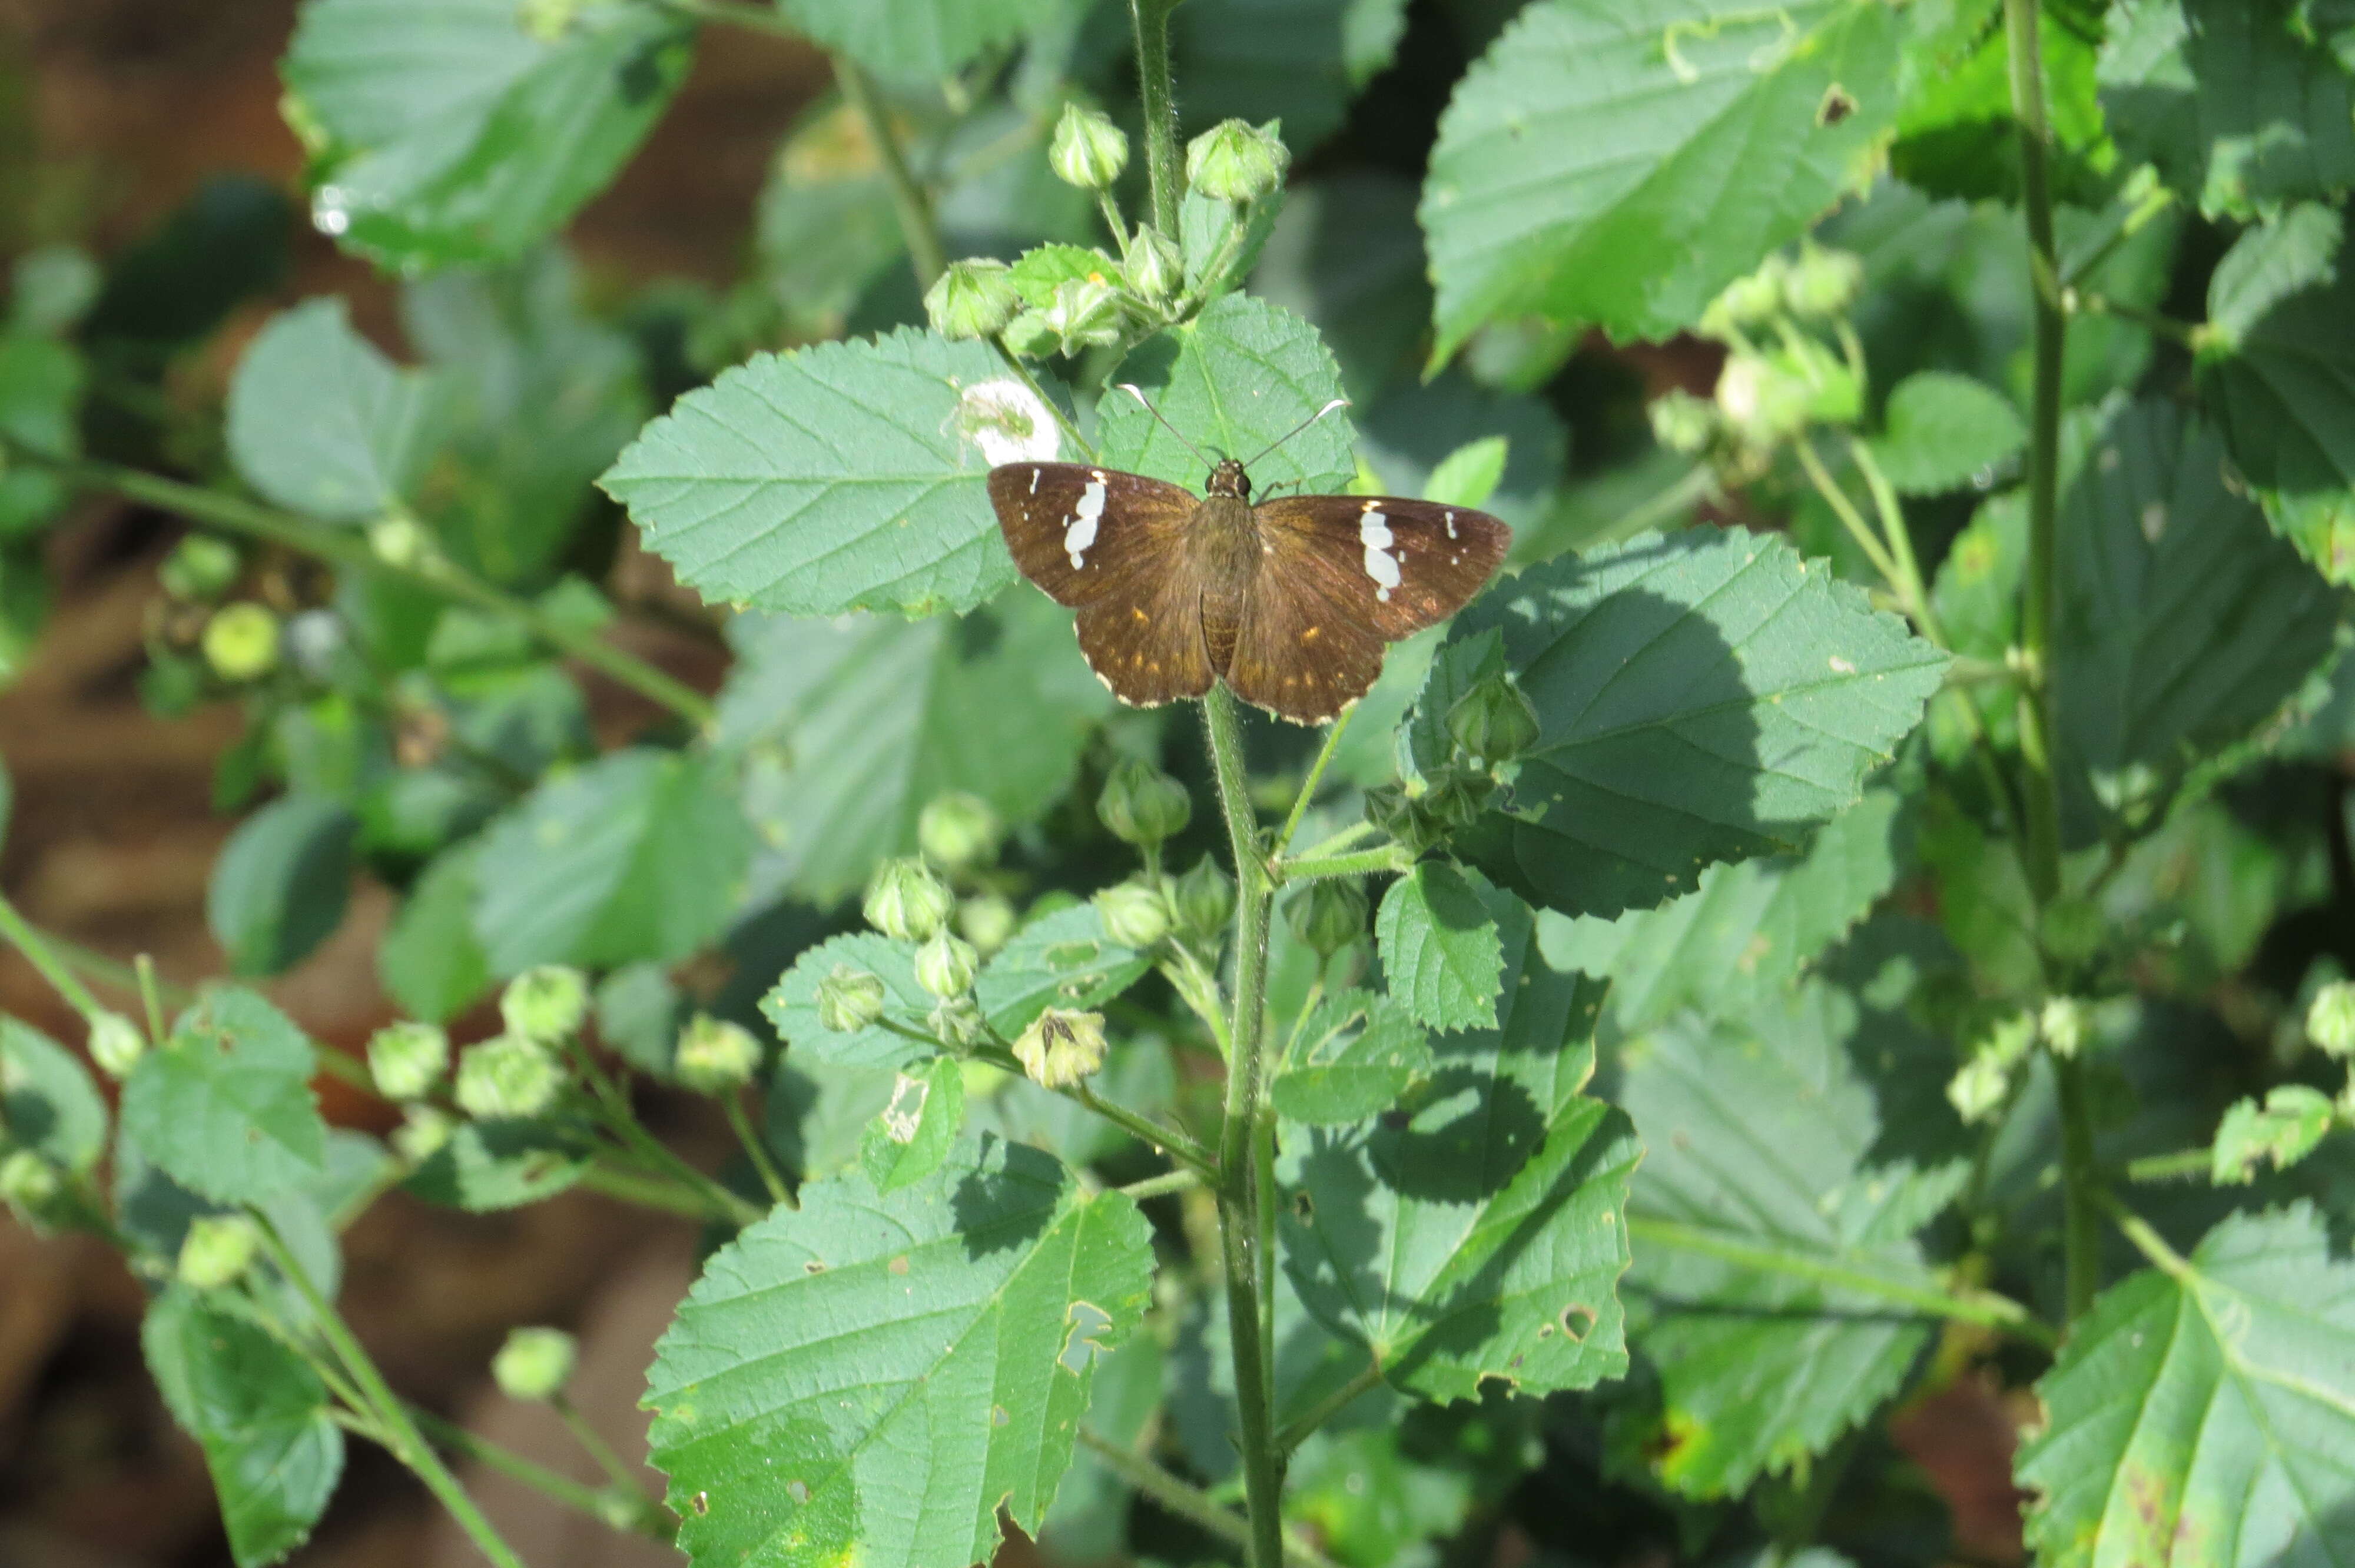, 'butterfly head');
1206,458,1252,500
